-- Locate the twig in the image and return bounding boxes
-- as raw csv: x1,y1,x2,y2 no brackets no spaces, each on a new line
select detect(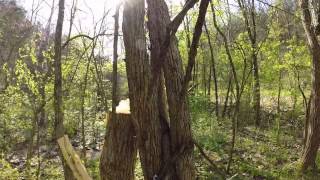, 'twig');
194,140,226,179
62,33,114,48
255,0,299,19
227,173,238,180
